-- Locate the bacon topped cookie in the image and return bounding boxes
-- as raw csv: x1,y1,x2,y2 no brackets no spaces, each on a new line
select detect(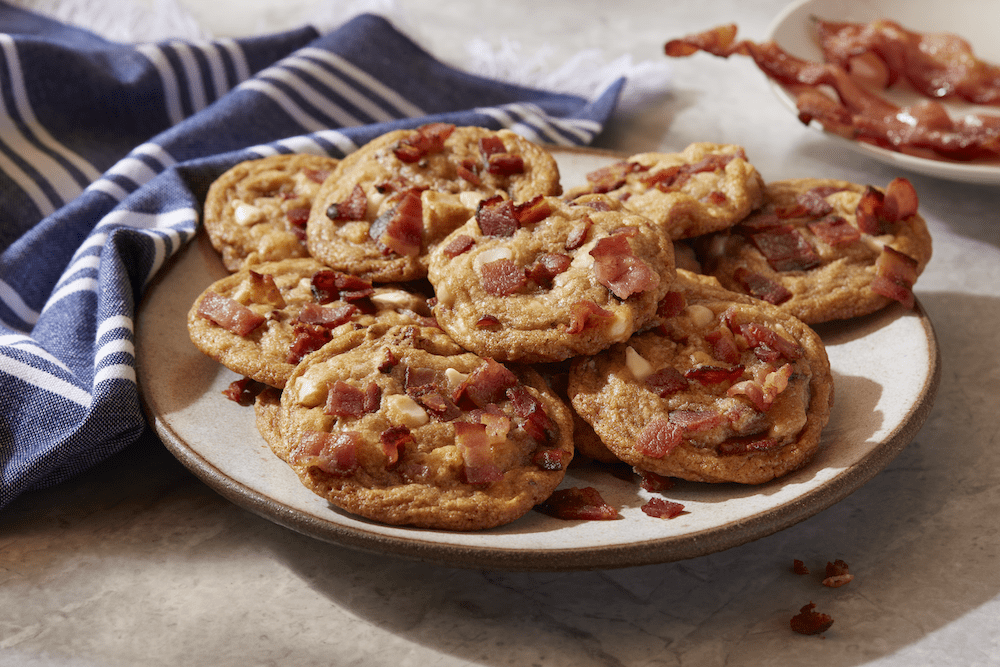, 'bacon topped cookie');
187,258,434,388
564,142,765,240
568,270,833,485
306,123,562,282
203,153,339,272
696,177,933,323
427,194,676,363
270,324,574,530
